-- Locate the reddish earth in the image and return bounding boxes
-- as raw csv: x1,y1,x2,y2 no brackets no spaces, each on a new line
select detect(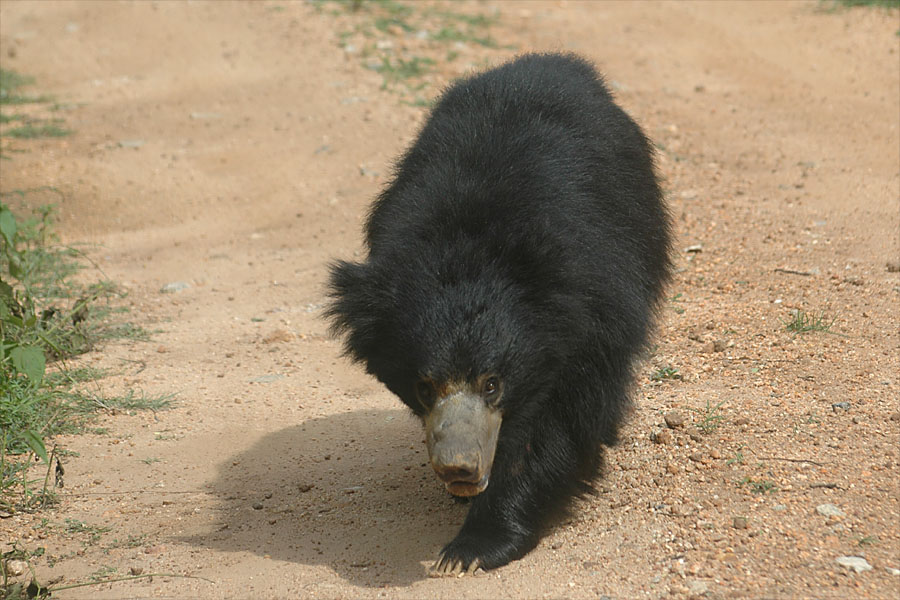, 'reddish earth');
1,1,898,598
